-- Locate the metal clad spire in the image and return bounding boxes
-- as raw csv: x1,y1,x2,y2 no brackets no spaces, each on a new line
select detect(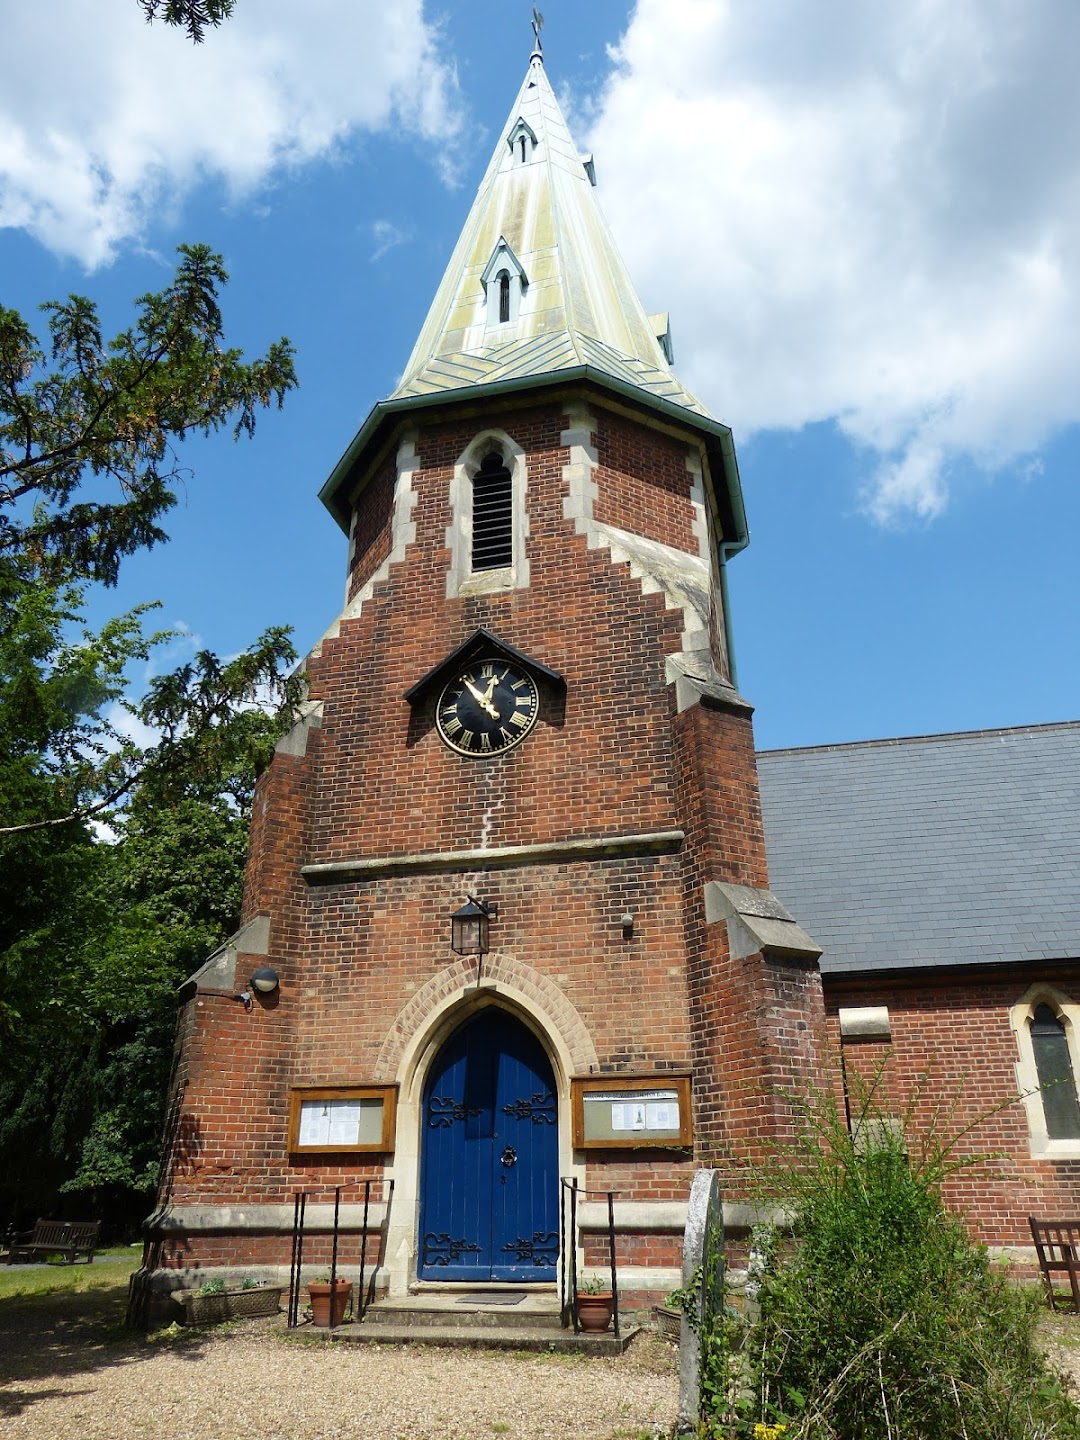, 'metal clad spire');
391,54,712,424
